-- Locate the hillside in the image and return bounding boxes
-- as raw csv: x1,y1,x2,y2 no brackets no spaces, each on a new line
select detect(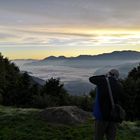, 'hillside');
0,106,139,140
